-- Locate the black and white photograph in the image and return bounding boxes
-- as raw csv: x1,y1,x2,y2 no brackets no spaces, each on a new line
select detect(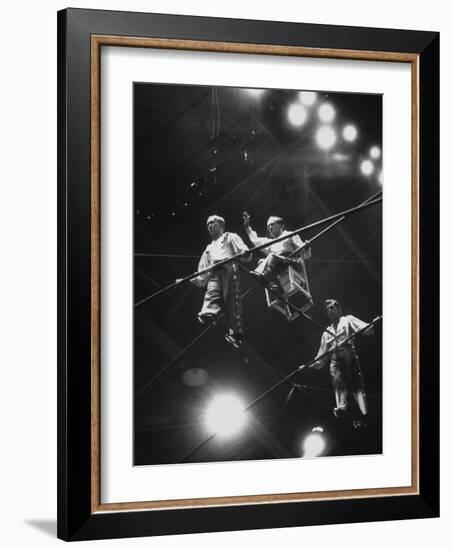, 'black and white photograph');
133,83,383,465
0,0,445,545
